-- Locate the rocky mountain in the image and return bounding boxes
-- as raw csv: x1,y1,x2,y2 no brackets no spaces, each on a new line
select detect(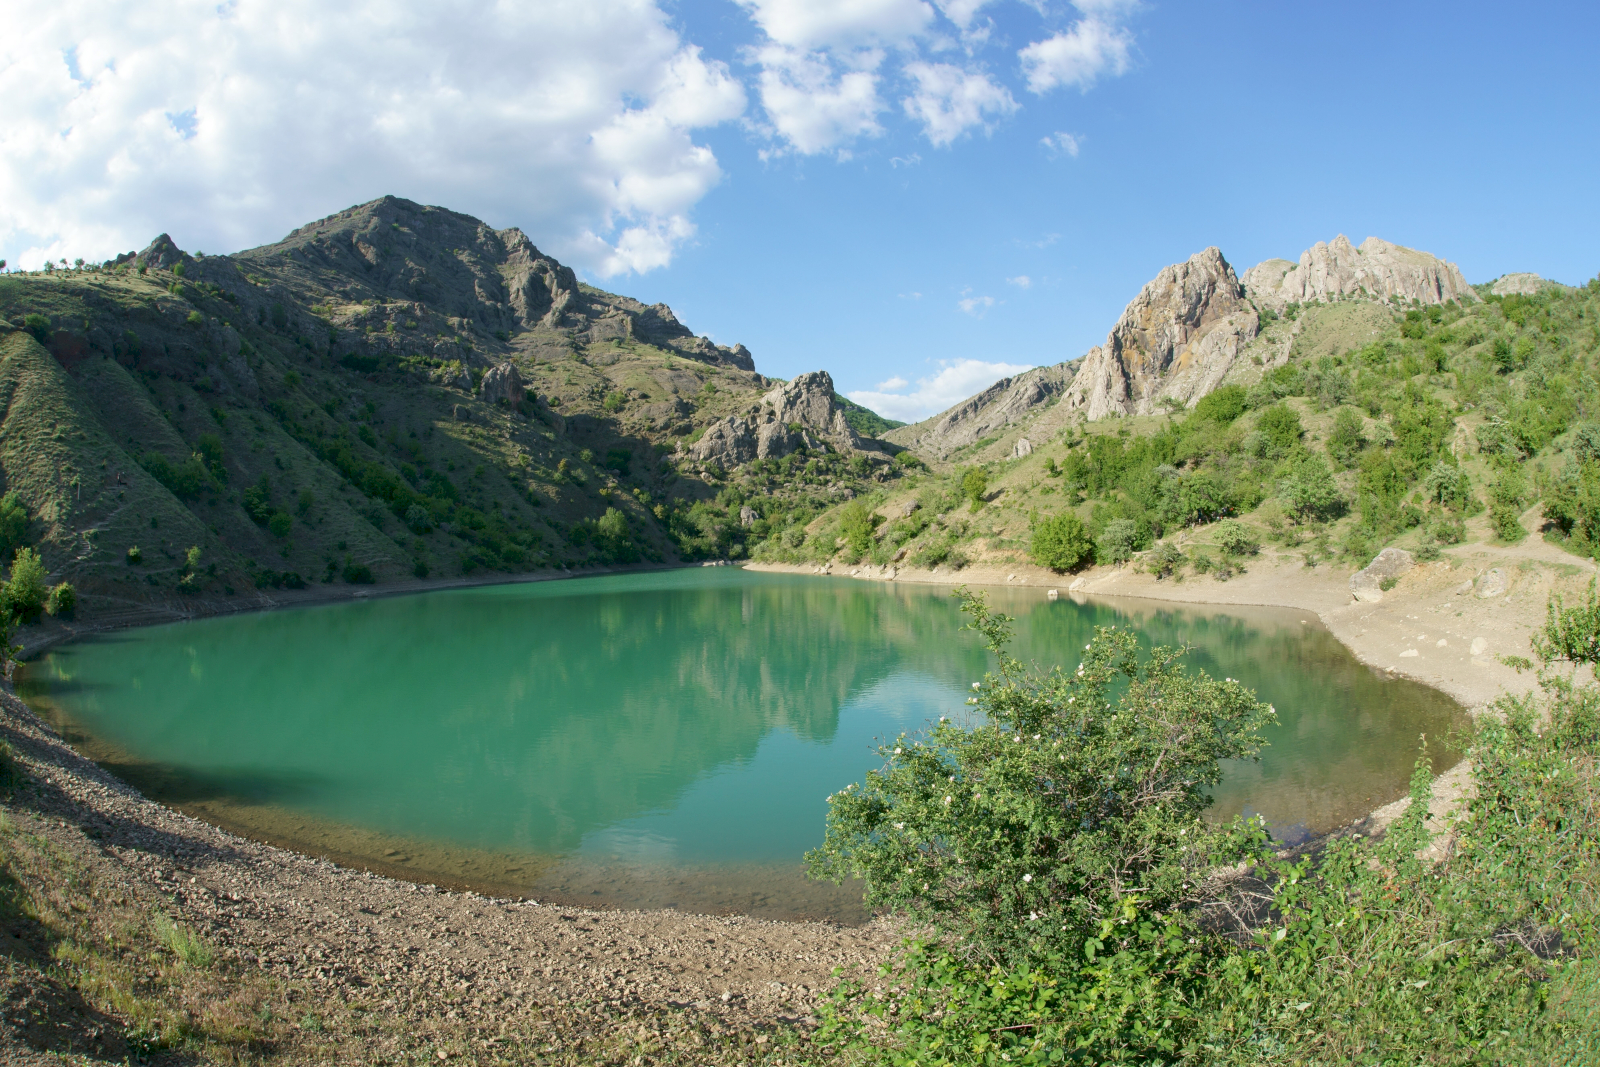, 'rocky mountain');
1241,235,1477,309
0,196,906,624
883,364,1076,460
1488,272,1560,297
685,371,891,470
1061,247,1258,421
898,234,1490,449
